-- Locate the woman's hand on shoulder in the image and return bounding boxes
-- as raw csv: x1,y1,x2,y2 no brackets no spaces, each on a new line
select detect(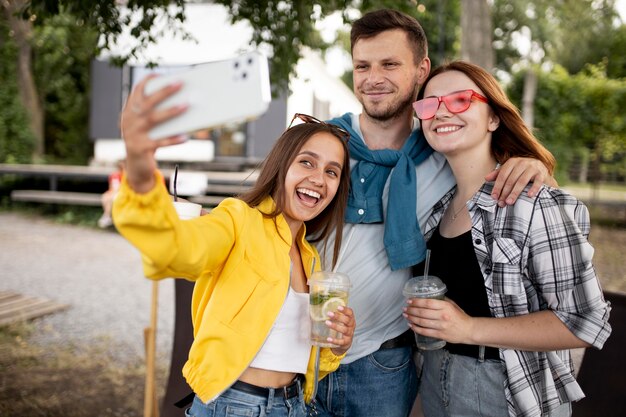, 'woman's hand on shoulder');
326,306,356,356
